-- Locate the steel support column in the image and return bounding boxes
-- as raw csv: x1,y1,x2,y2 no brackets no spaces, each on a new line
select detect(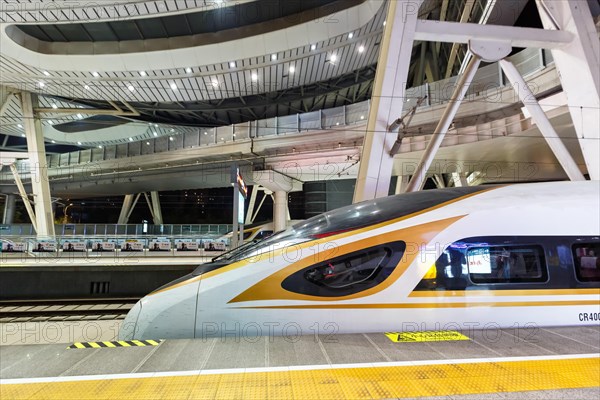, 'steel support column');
150,191,163,225
19,92,54,237
535,0,600,179
118,194,135,225
2,194,16,224
353,0,422,203
395,175,410,194
499,60,585,181
405,55,482,192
